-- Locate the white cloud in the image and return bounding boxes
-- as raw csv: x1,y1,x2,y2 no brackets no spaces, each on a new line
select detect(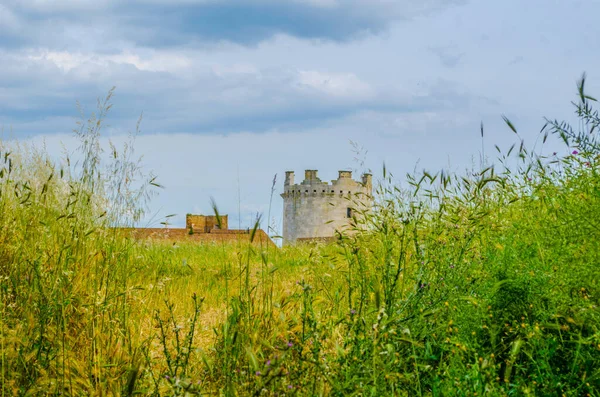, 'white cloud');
429,45,465,68
0,4,25,45
291,0,339,8
295,70,374,99
2,0,600,235
4,47,465,137
0,4,20,31
7,0,114,12
26,50,192,73
211,63,260,77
